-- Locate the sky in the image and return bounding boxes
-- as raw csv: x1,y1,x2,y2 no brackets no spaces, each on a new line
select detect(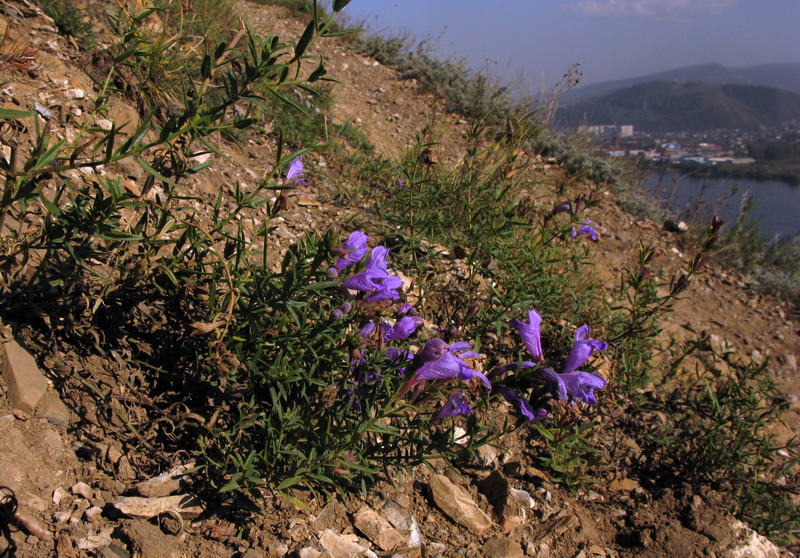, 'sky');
338,0,800,93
